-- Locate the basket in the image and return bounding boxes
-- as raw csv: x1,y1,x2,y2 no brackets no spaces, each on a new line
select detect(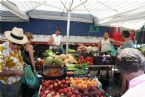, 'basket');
42,65,66,80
